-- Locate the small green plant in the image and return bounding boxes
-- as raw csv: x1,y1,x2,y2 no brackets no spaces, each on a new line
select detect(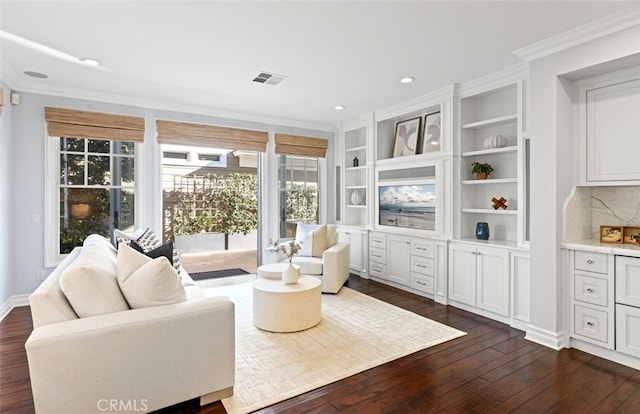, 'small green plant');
471,162,494,176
